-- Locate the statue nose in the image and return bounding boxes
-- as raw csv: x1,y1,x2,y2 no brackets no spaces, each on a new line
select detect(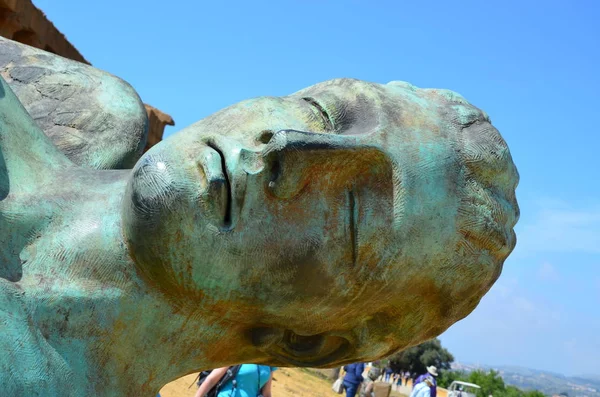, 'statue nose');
261,129,386,199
